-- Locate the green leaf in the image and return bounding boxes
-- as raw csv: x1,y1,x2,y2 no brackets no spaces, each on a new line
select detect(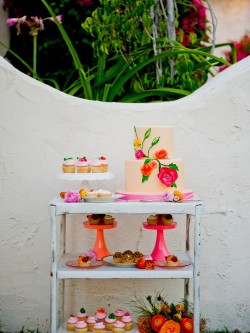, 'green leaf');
142,175,149,183
171,182,177,188
151,137,160,147
144,128,151,141
168,163,179,171
144,158,151,164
